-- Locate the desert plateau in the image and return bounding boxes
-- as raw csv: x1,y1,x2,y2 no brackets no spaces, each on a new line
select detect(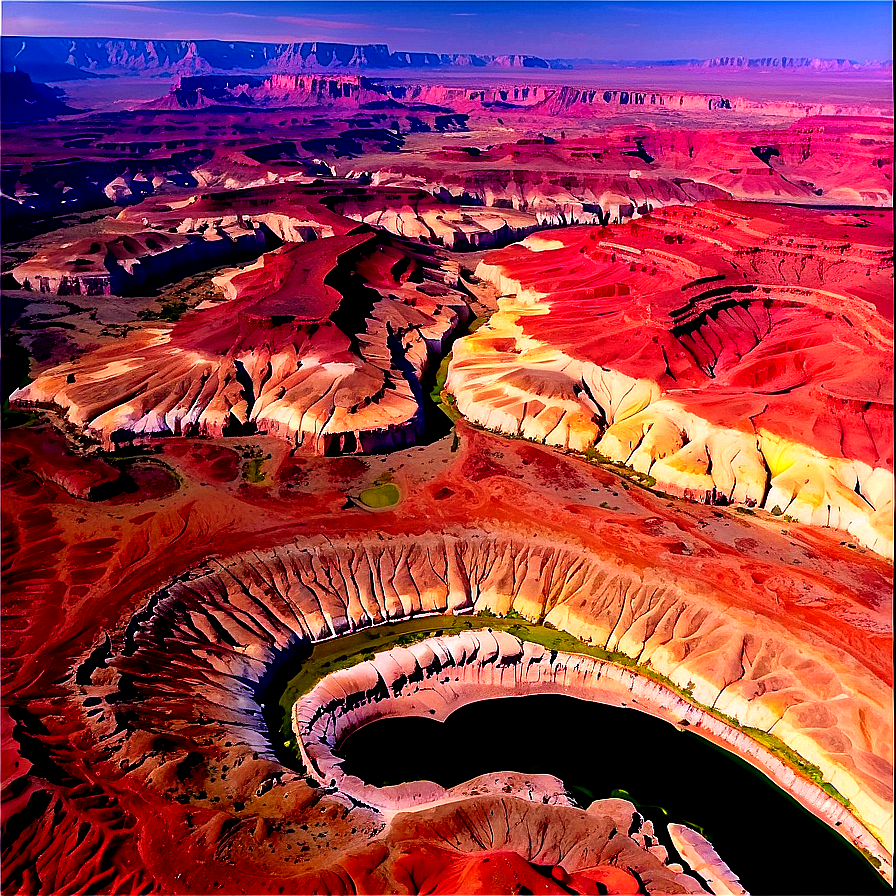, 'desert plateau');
1,3,893,895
